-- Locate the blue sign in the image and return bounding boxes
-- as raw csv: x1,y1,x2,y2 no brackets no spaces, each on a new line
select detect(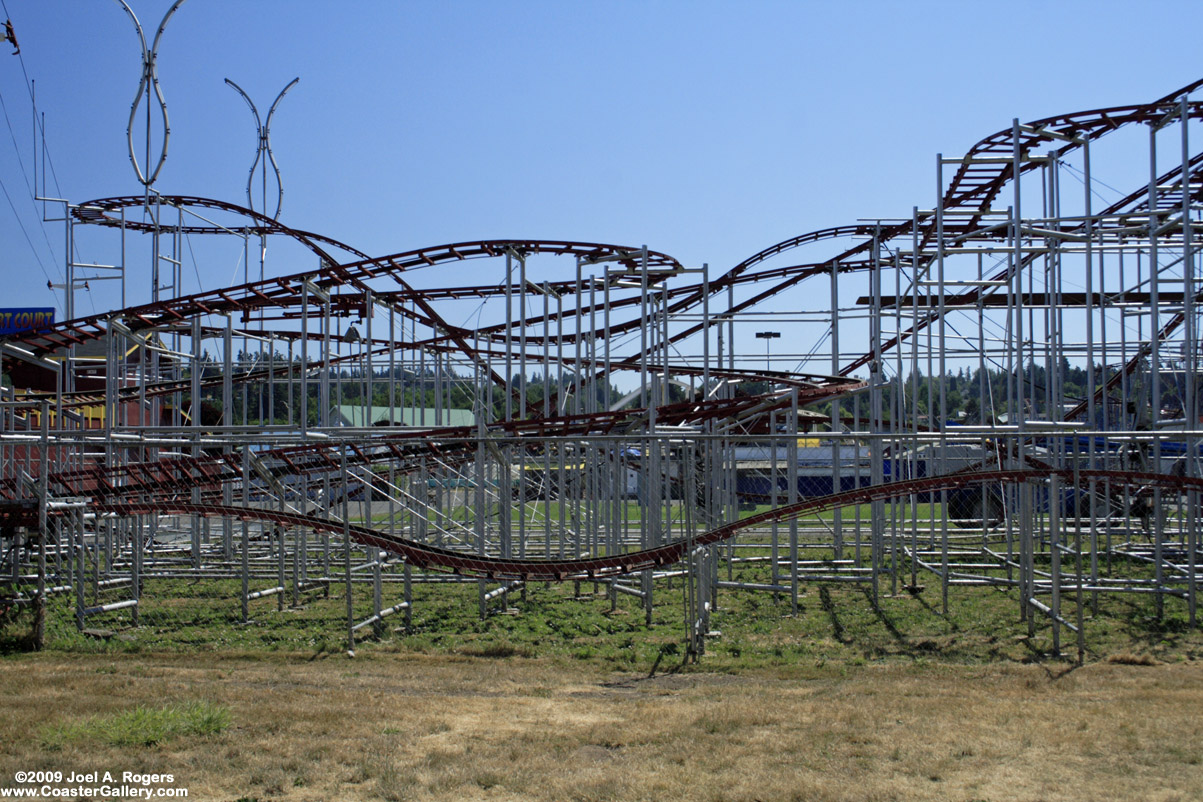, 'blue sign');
0,308,55,336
